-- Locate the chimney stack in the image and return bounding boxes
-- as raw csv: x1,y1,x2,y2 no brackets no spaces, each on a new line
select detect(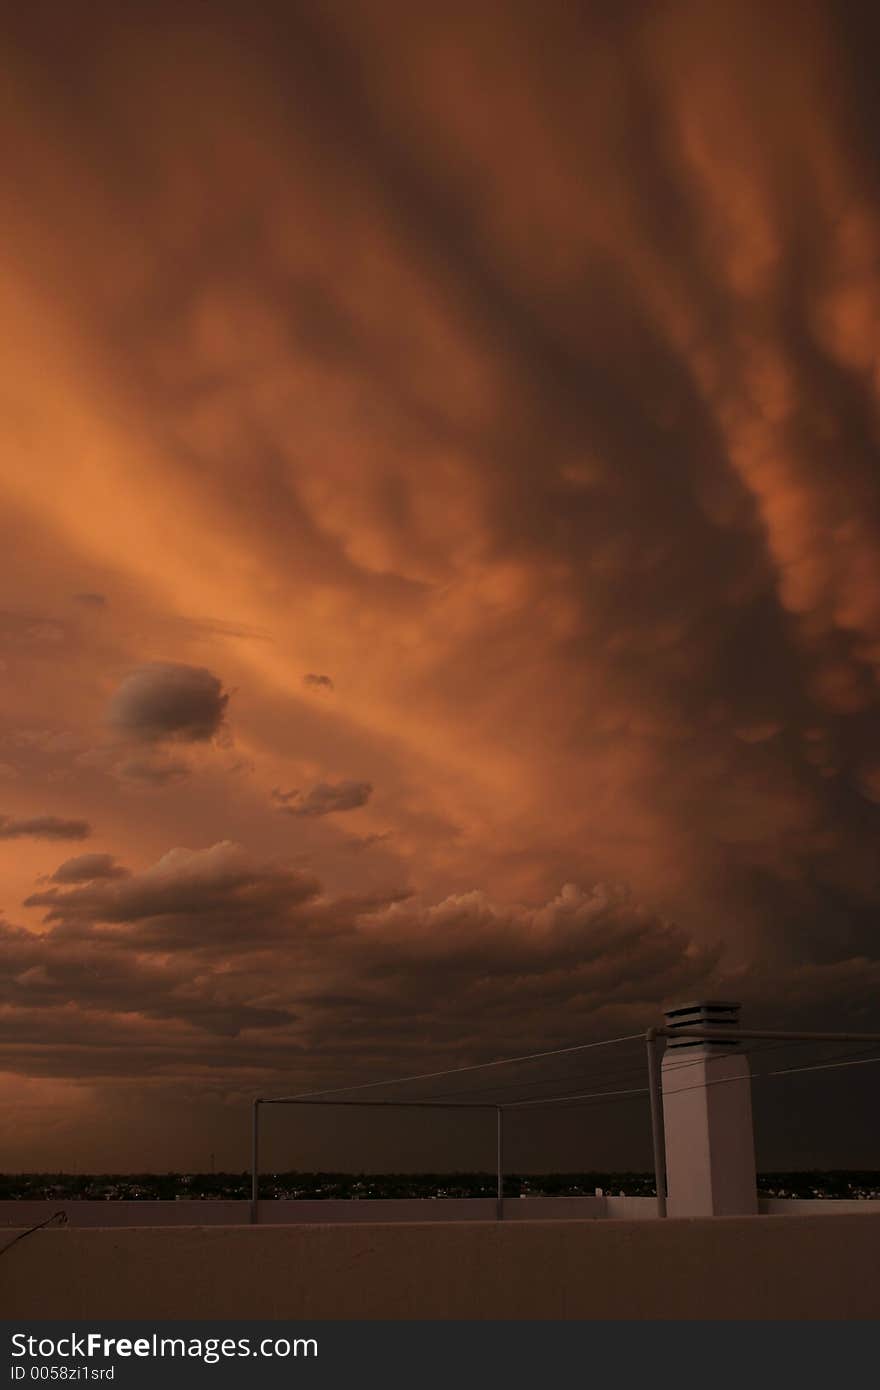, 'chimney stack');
661,1001,757,1218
